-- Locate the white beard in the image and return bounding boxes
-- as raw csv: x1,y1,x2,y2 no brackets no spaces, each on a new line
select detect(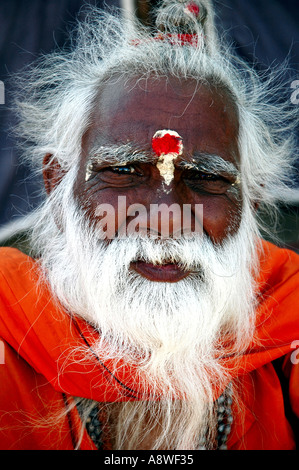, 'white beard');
33,176,260,450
